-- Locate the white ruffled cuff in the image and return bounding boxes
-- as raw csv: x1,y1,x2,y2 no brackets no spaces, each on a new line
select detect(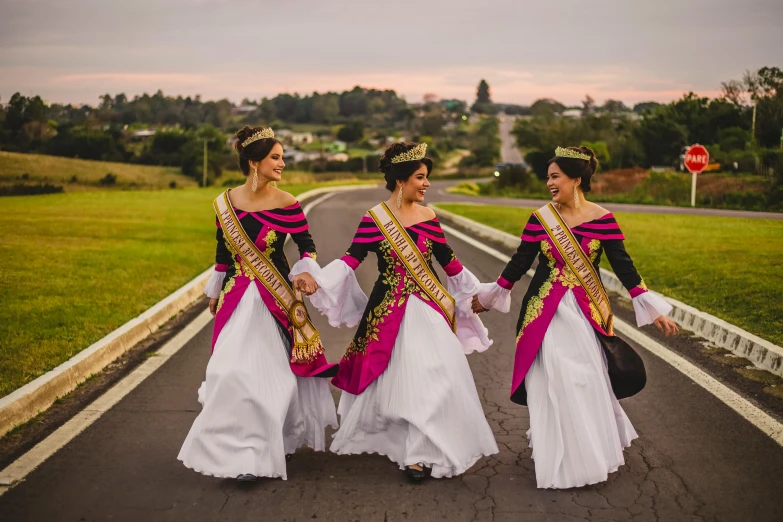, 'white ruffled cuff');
456,314,493,355
444,268,493,354
309,259,368,328
632,291,673,327
476,282,512,313
204,269,226,299
289,256,321,279
447,267,481,305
